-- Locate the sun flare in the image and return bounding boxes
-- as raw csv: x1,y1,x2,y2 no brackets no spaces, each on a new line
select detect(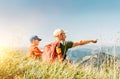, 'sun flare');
0,48,6,60
0,41,9,48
